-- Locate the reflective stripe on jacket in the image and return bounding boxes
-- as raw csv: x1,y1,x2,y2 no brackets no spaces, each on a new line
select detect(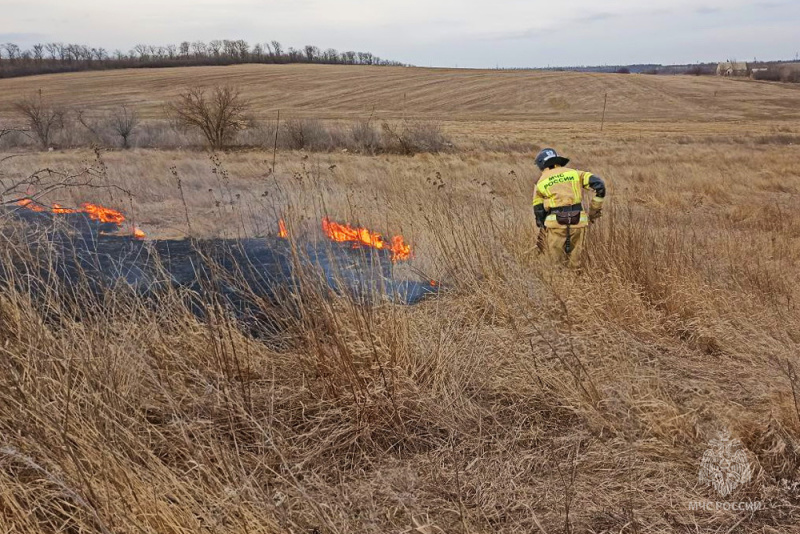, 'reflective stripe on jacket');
533,167,603,229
